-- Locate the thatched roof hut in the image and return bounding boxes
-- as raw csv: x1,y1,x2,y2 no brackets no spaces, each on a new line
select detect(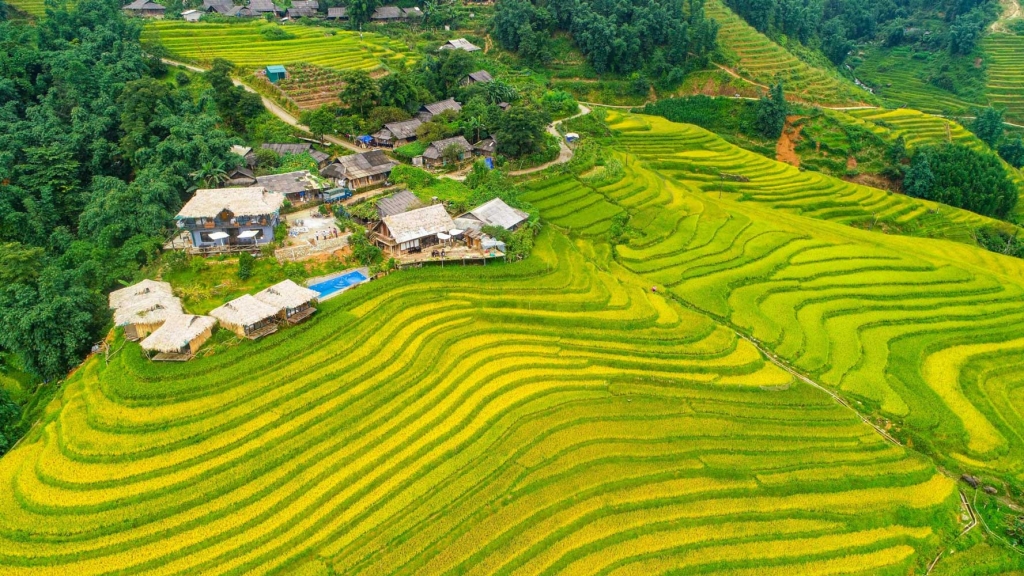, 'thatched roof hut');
210,294,281,339
108,279,173,310
140,314,216,359
113,295,183,327
255,279,319,323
